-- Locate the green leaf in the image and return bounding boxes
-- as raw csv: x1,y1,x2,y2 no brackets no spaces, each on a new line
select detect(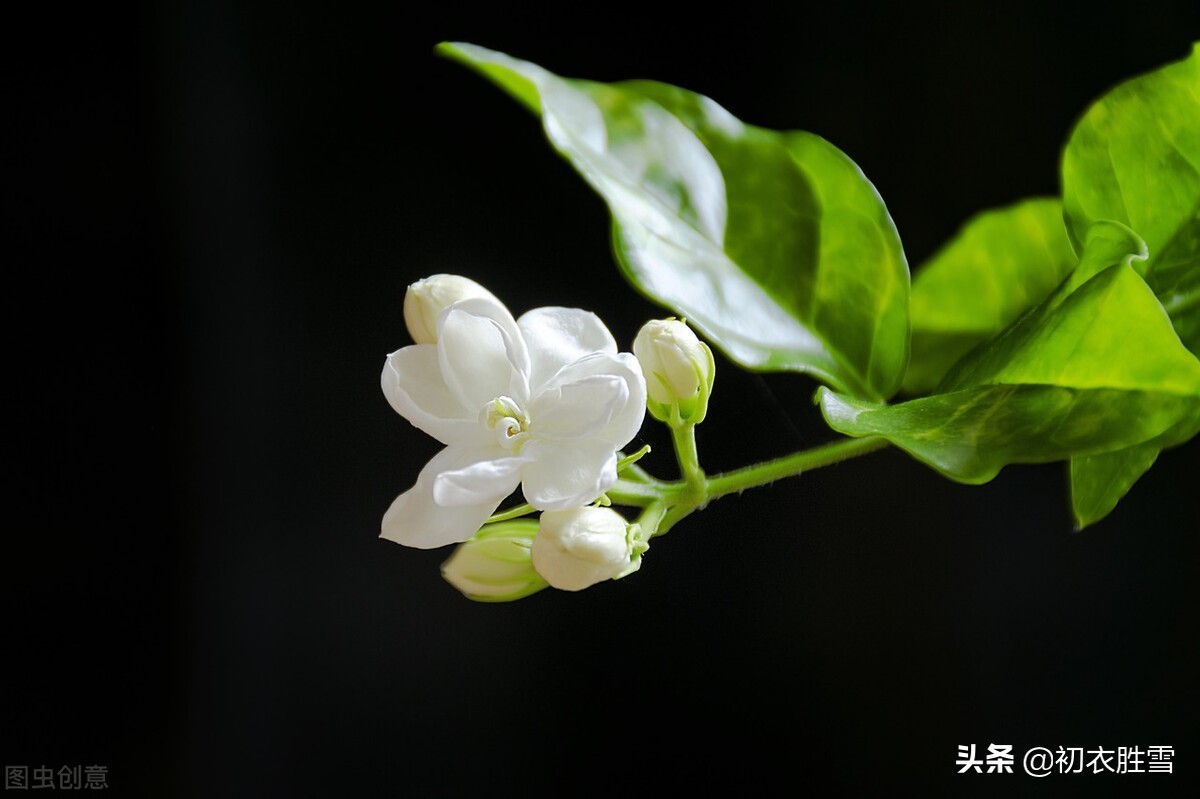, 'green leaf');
1069,404,1200,529
1053,218,1149,298
1162,271,1200,354
819,225,1200,484
1054,223,1179,528
1070,444,1160,531
821,384,1195,484
937,223,1151,390
905,198,1077,394
1061,42,1200,352
439,42,909,401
